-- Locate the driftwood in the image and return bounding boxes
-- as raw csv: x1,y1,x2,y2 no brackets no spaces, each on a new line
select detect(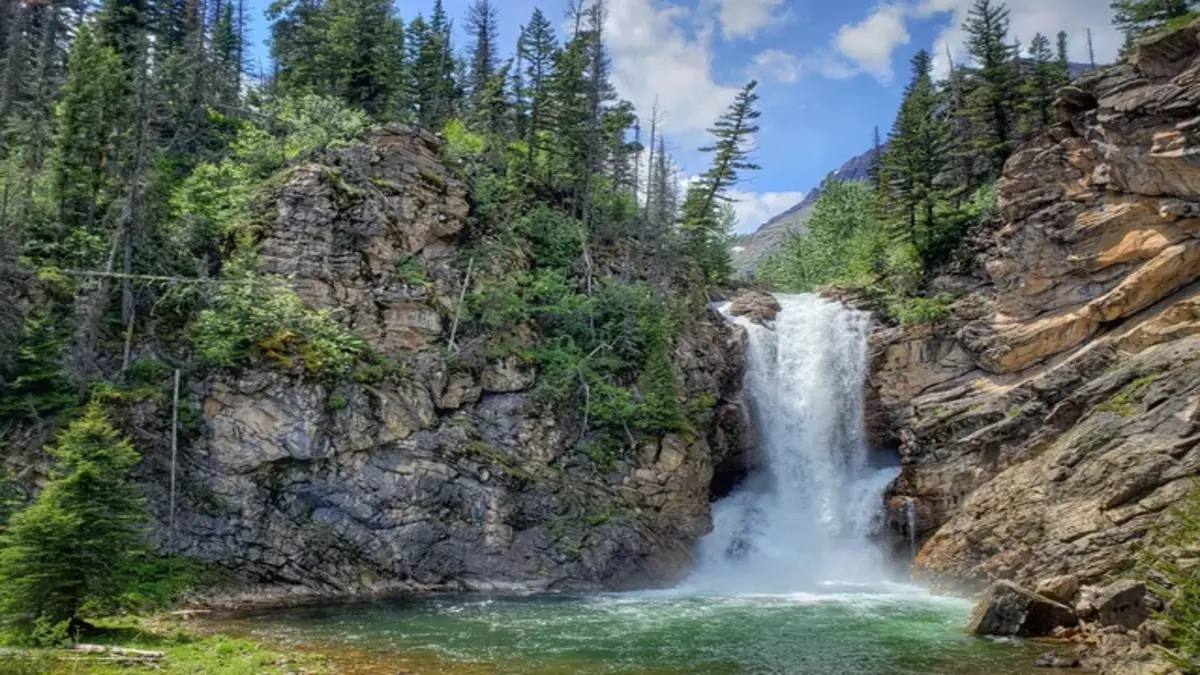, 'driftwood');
71,644,166,660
